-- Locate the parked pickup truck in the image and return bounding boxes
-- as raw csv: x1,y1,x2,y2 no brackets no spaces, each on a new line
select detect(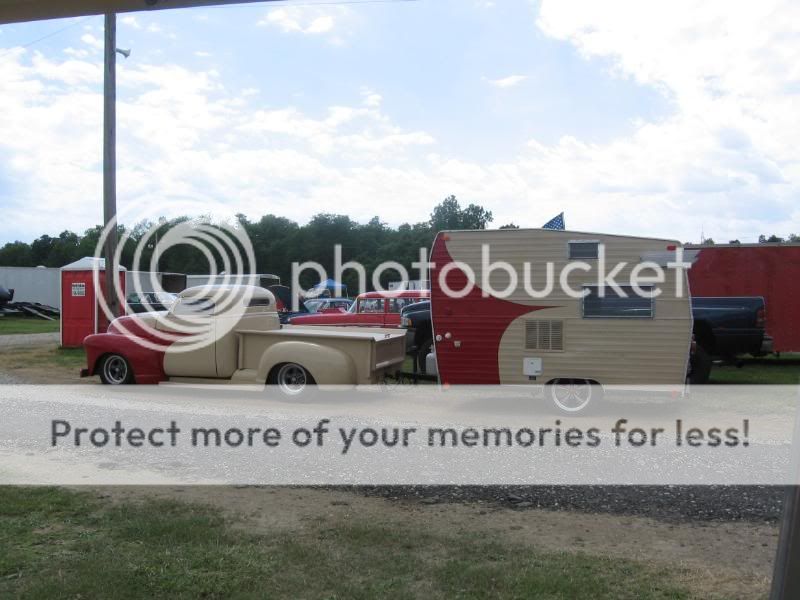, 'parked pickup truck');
691,297,767,358
400,296,768,383
288,290,430,328
82,285,407,394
